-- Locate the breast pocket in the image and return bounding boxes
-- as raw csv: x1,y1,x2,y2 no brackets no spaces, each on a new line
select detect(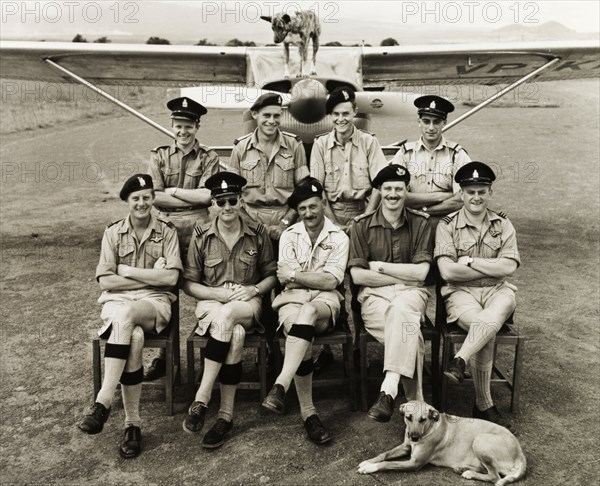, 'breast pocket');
323,162,340,194
161,166,179,188
240,158,261,187
239,252,258,282
273,157,295,188
351,162,369,190
203,257,223,283
482,237,502,258
118,244,135,266
456,240,476,258
184,165,204,188
145,242,162,268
